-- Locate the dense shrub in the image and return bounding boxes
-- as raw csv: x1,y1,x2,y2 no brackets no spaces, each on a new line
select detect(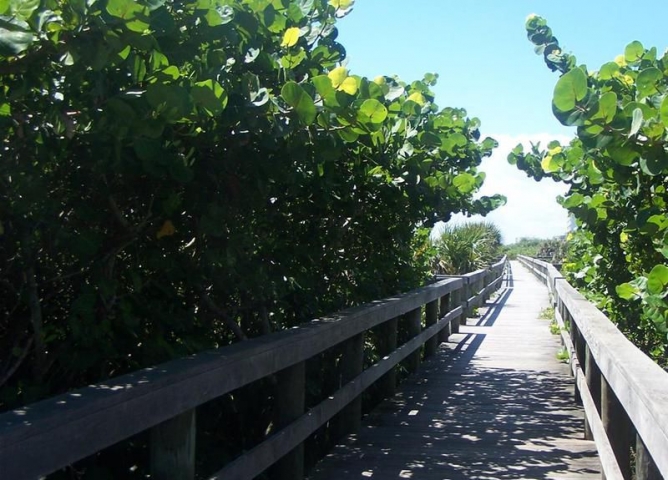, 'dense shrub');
0,0,504,411
509,15,668,363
